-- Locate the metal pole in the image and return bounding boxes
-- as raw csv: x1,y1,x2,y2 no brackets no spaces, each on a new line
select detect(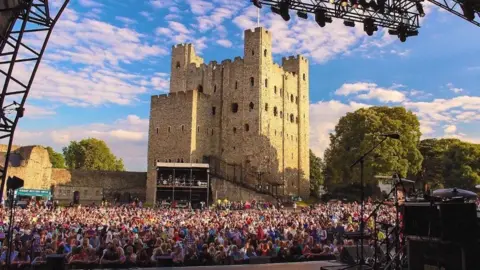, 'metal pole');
207,169,210,208
172,168,175,205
